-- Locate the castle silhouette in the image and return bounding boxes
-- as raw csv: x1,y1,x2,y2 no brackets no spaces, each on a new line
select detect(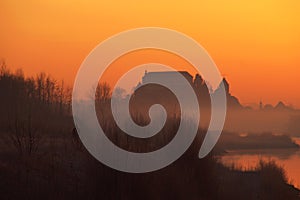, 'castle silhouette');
129,70,299,133
133,70,243,110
